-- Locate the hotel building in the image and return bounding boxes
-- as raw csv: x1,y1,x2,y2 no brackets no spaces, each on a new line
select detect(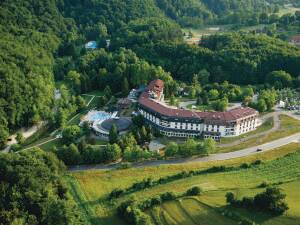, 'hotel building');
138,79,259,140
